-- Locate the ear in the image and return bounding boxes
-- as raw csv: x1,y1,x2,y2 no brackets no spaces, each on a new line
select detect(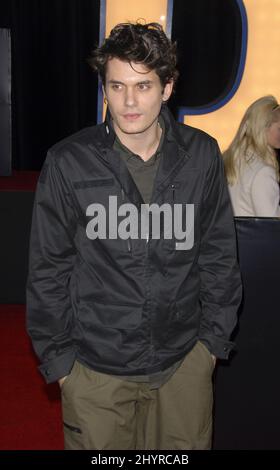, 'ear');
162,80,174,103
102,85,108,105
